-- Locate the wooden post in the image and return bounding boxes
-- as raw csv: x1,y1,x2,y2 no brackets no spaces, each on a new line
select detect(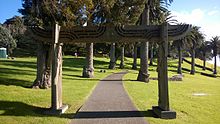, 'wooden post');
152,23,176,119
50,23,68,114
